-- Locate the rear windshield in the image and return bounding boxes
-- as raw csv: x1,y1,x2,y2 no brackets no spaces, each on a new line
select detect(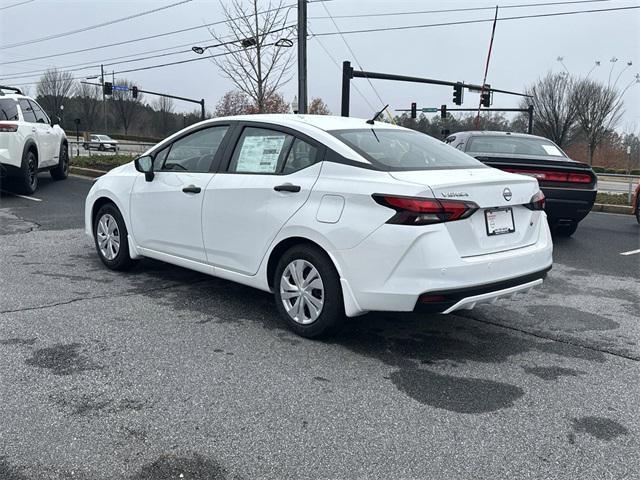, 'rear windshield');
466,135,566,157
330,128,484,171
0,98,19,121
